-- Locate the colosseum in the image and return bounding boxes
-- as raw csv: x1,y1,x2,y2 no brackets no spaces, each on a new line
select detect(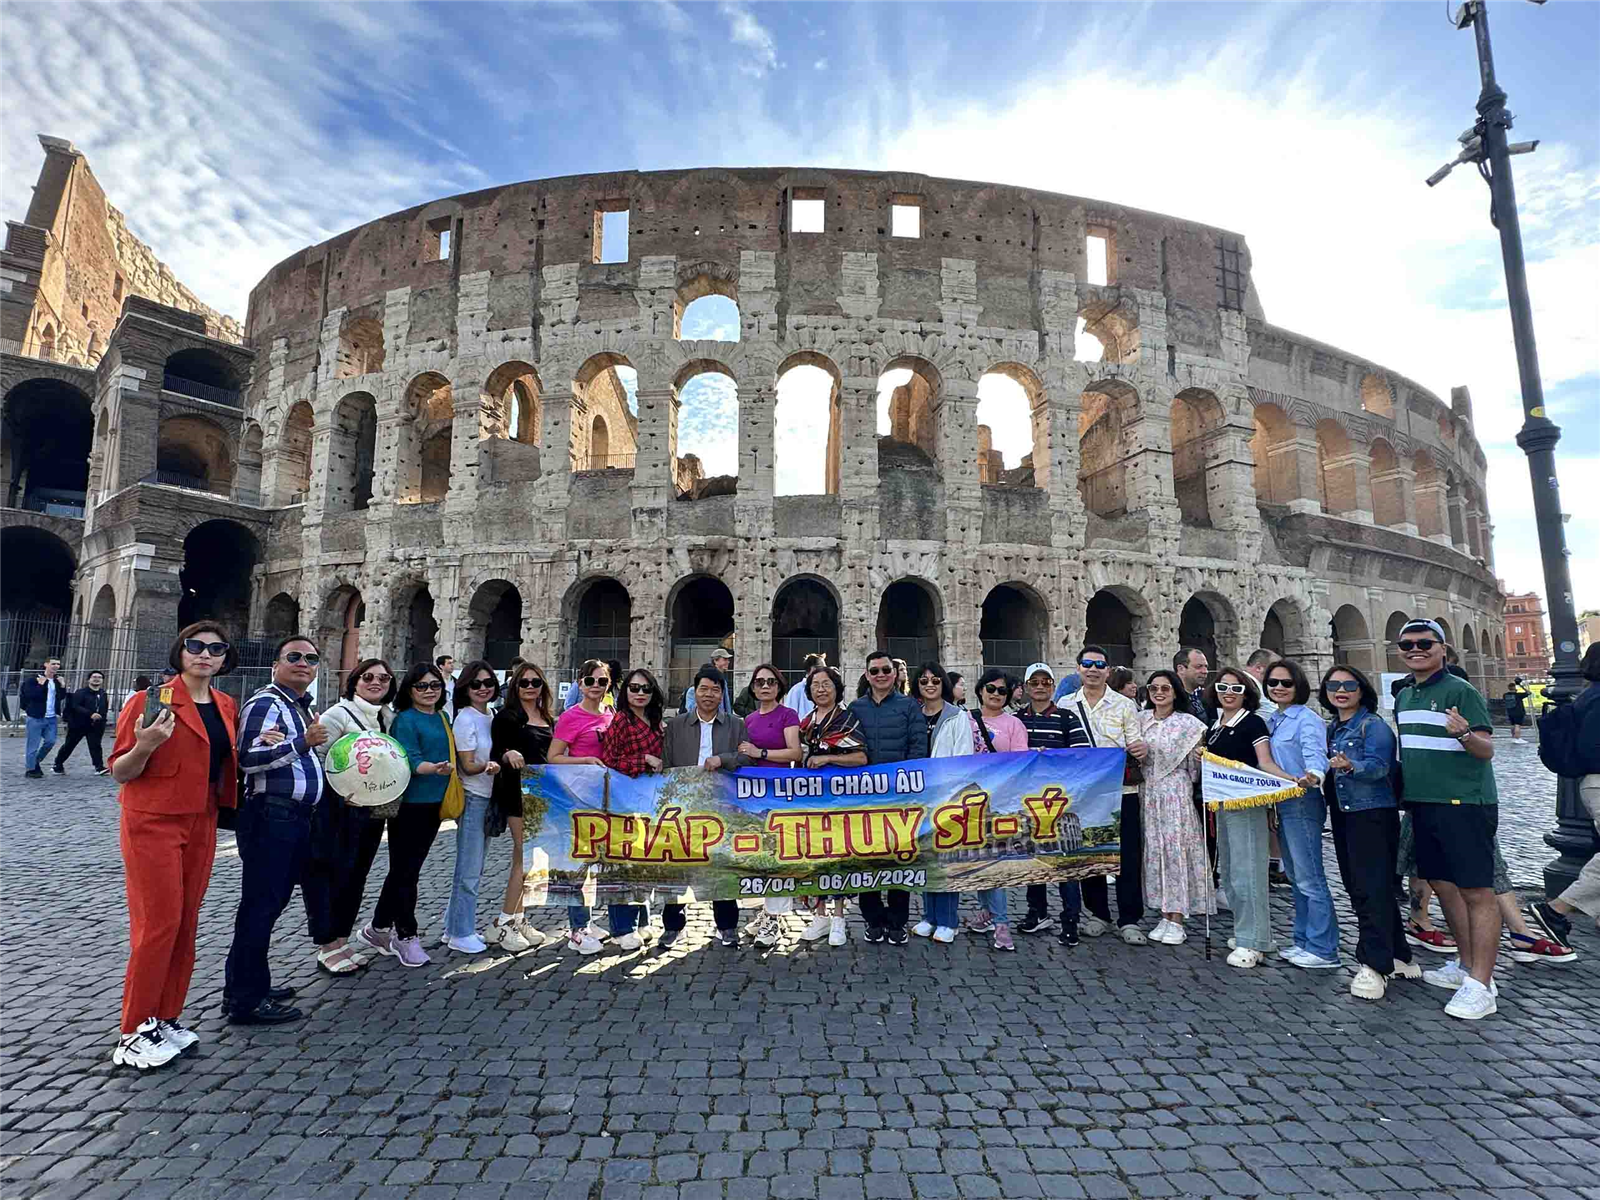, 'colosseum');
2,138,1508,699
